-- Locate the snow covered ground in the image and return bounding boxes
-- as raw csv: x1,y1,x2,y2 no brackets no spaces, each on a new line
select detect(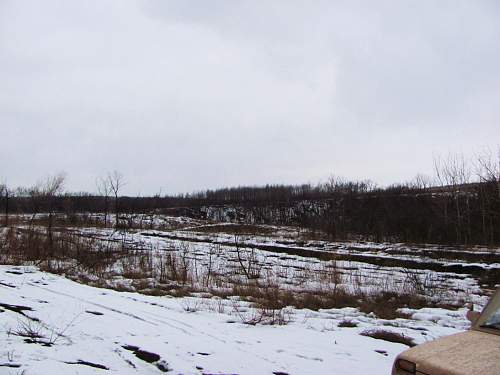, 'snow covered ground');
60,225,489,307
0,265,470,375
2,214,495,374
